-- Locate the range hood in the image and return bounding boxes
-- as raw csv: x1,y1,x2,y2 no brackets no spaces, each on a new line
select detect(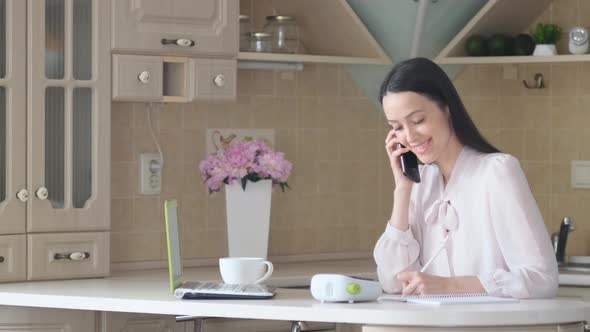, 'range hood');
345,0,487,105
